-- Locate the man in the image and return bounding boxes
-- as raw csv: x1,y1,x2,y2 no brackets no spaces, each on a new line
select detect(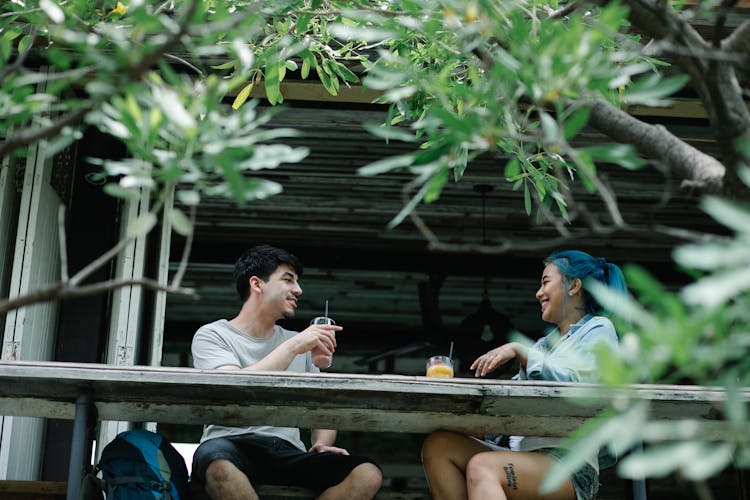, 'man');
191,244,382,500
